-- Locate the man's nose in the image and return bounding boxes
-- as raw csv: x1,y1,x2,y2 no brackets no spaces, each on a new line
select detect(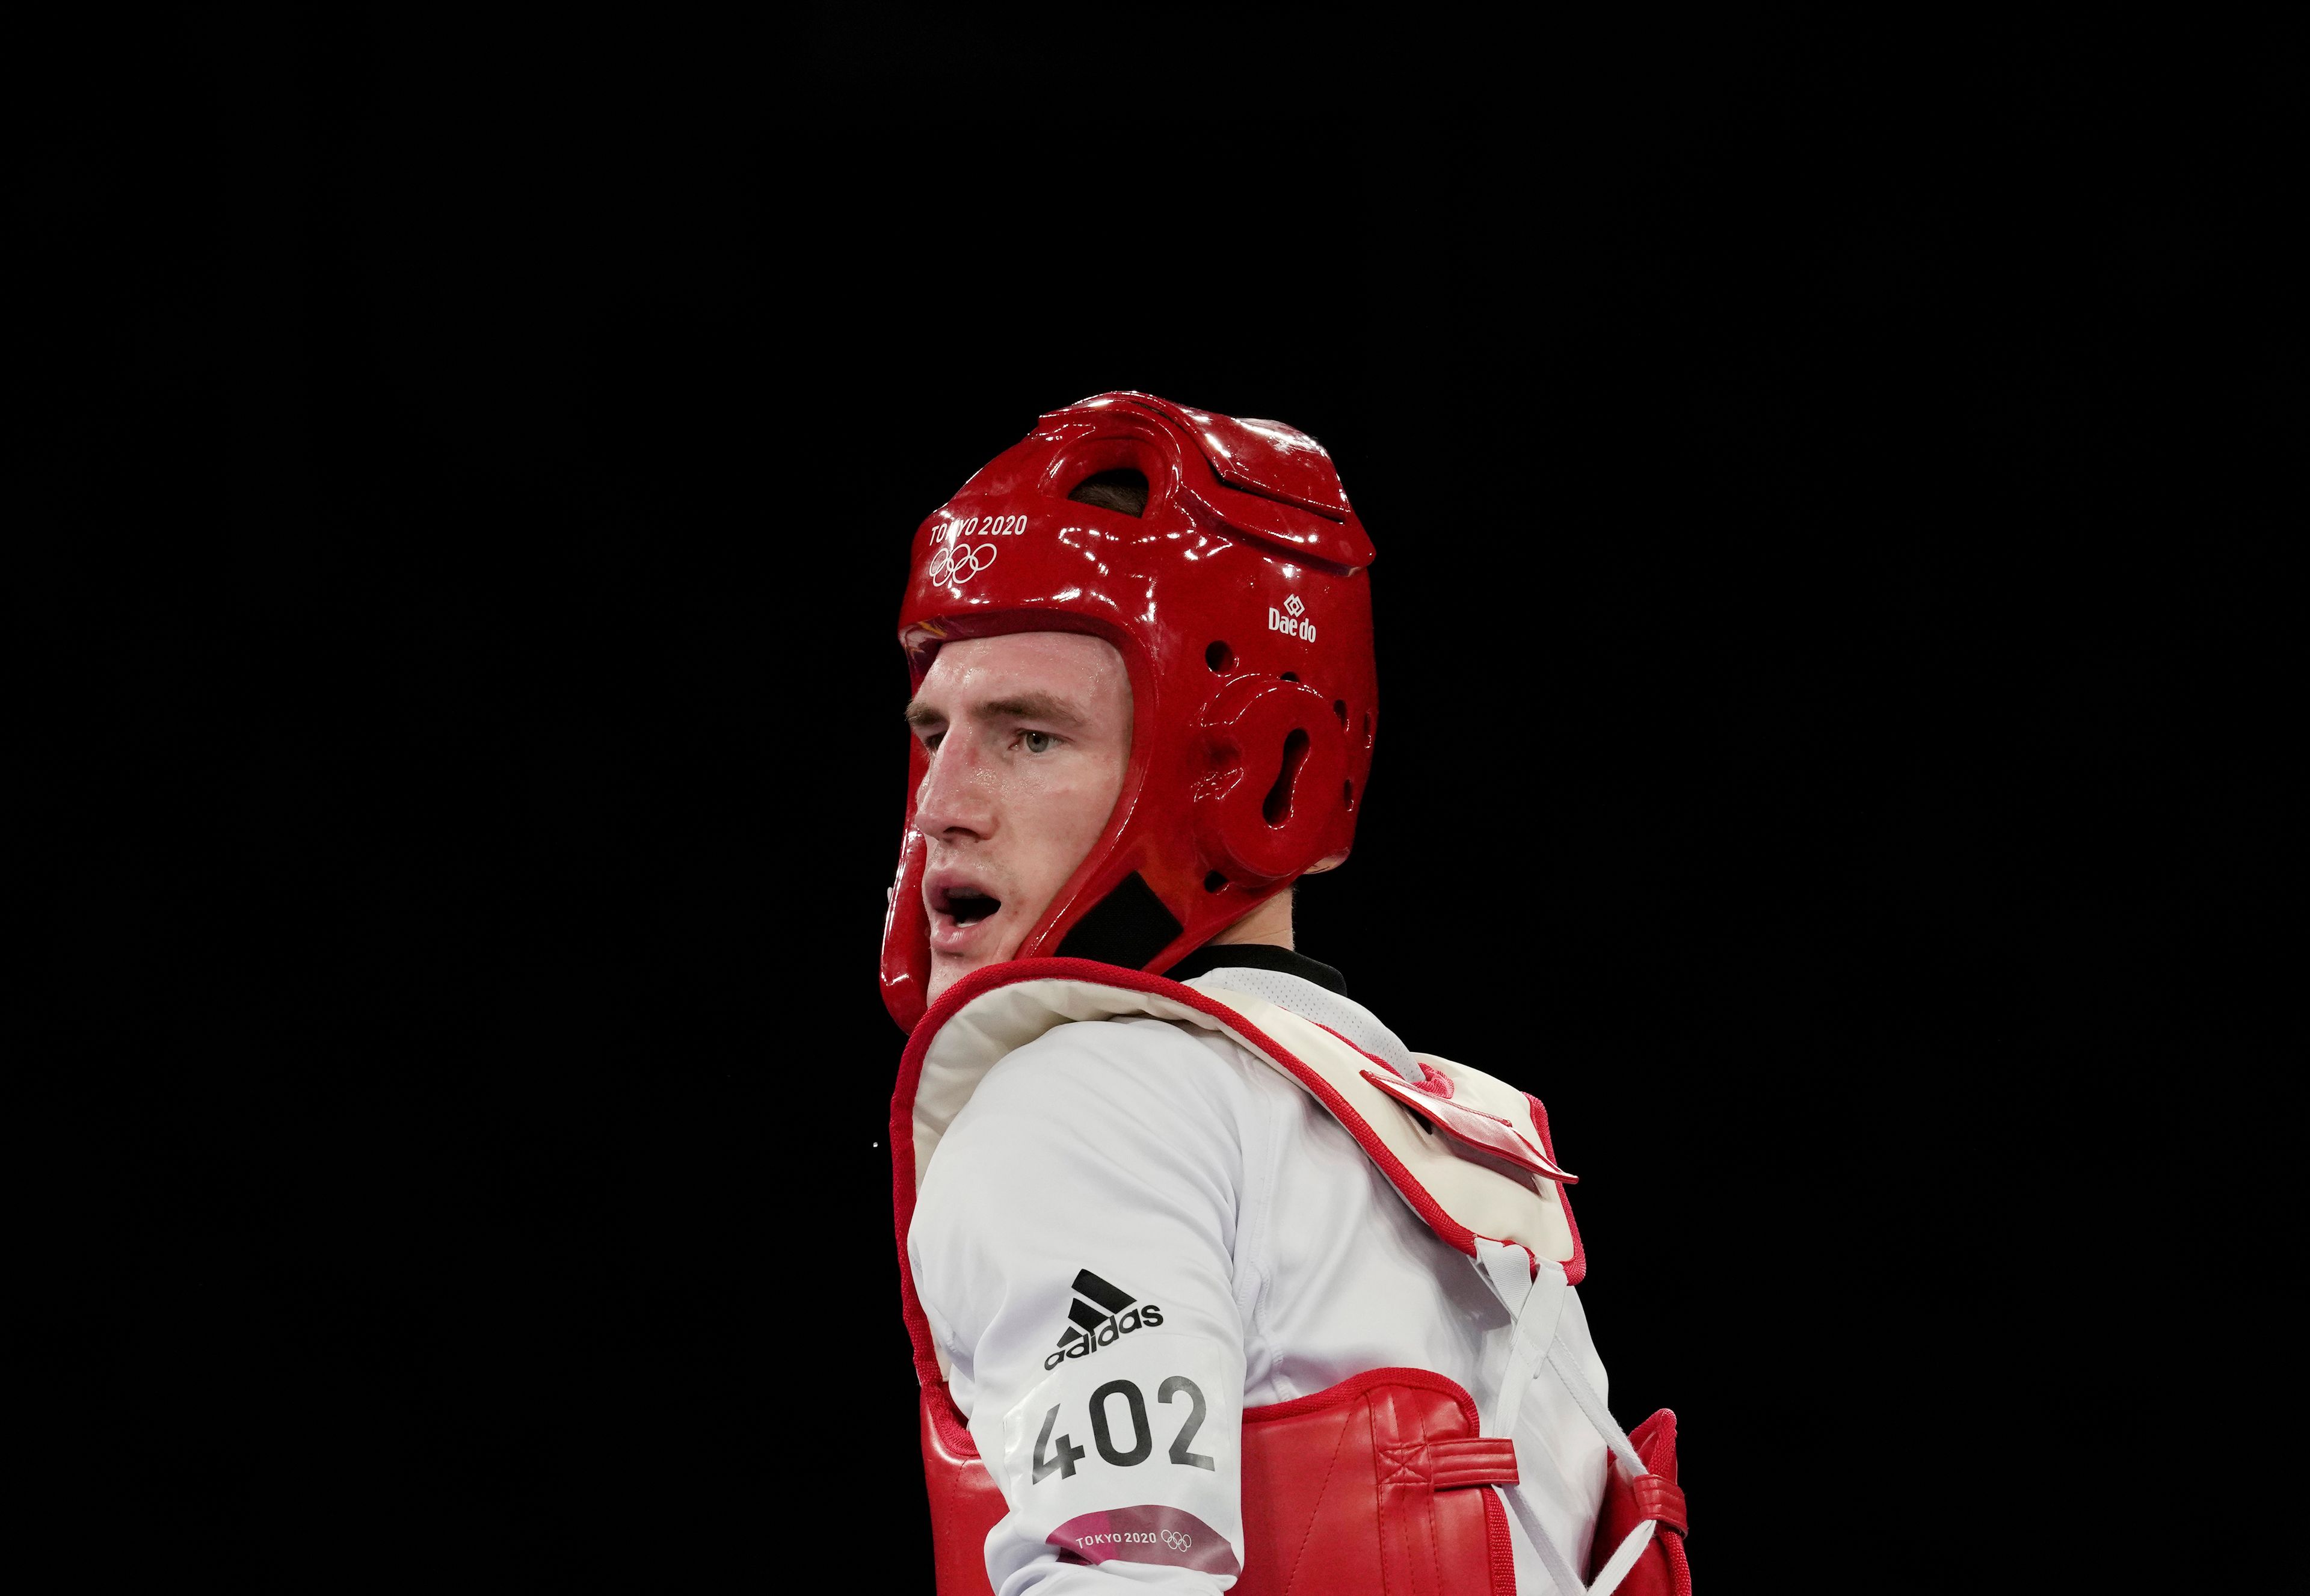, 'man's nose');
913,738,994,841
